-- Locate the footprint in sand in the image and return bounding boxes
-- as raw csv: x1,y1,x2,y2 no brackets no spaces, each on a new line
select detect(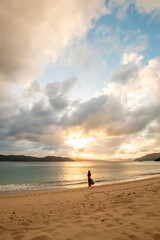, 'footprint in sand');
122,212,133,217
12,234,26,240
31,234,51,240
152,233,160,240
88,223,97,228
106,223,115,228
101,219,106,222
73,219,84,224
10,231,25,236
122,232,136,240
42,227,55,233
